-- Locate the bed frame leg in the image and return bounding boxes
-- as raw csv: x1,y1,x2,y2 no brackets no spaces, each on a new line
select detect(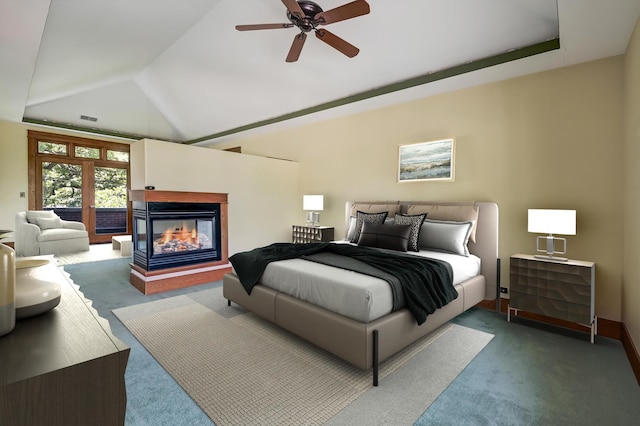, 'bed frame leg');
373,329,379,387
227,299,231,307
